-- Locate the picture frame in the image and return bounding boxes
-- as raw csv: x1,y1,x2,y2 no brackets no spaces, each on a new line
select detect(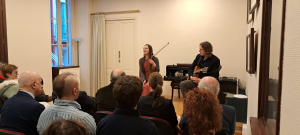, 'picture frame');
247,0,253,24
246,28,255,74
249,0,260,14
